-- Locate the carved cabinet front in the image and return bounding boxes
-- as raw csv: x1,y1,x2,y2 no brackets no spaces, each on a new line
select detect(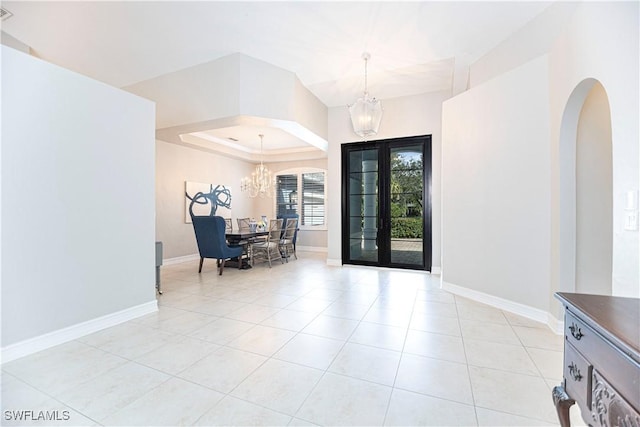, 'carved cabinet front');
553,293,640,427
